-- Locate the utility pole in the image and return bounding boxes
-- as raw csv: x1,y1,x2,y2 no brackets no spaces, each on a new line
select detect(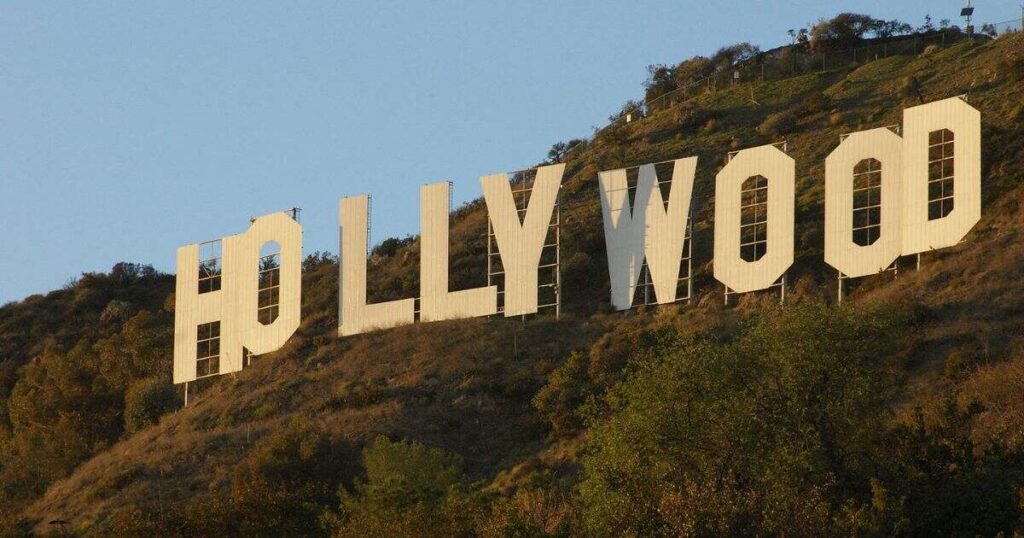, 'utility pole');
961,0,975,38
